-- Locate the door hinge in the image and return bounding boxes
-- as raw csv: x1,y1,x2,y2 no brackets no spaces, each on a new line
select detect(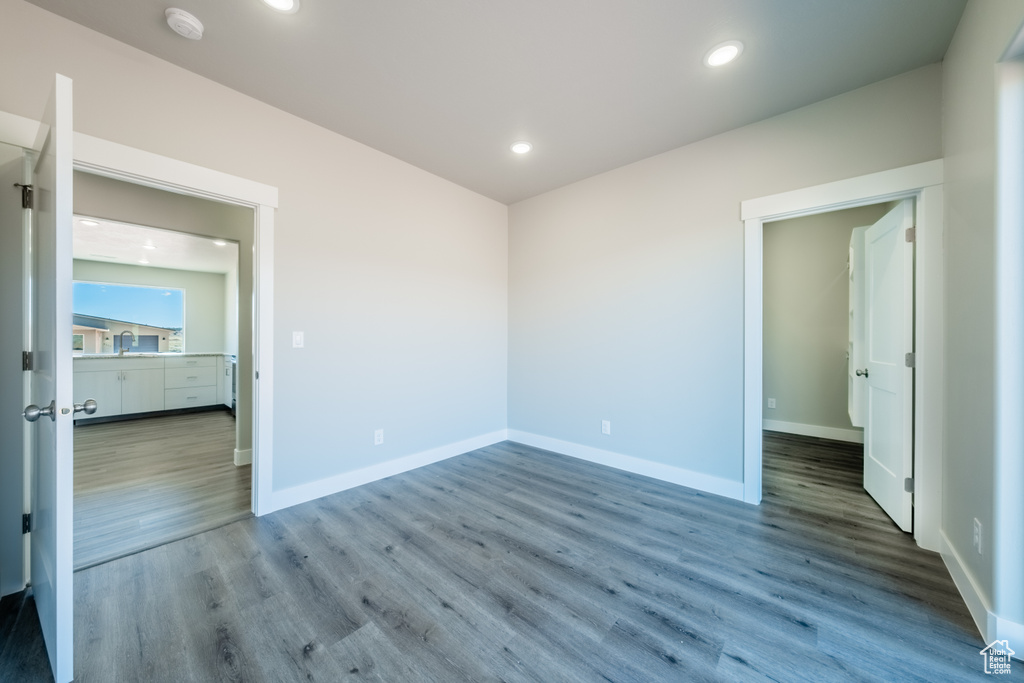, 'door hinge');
22,351,32,371
14,183,33,210
22,513,30,534
905,227,916,243
904,477,915,493
905,352,916,368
